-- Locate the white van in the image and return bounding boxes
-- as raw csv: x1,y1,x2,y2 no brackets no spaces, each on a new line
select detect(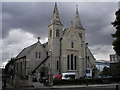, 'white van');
86,68,92,78
62,73,76,80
